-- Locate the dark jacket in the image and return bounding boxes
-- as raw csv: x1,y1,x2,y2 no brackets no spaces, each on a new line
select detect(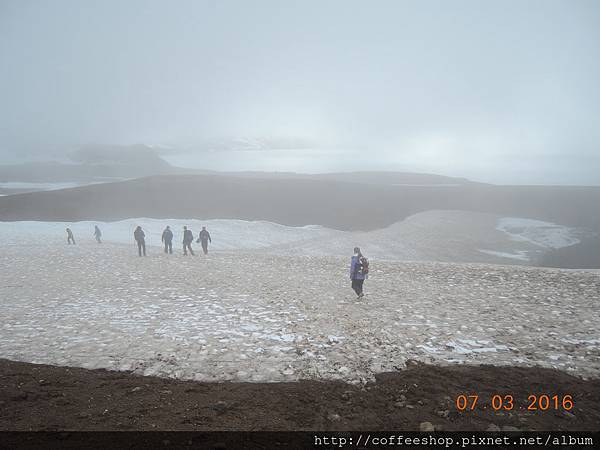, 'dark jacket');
183,229,194,243
134,228,145,242
162,229,173,242
199,229,211,243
